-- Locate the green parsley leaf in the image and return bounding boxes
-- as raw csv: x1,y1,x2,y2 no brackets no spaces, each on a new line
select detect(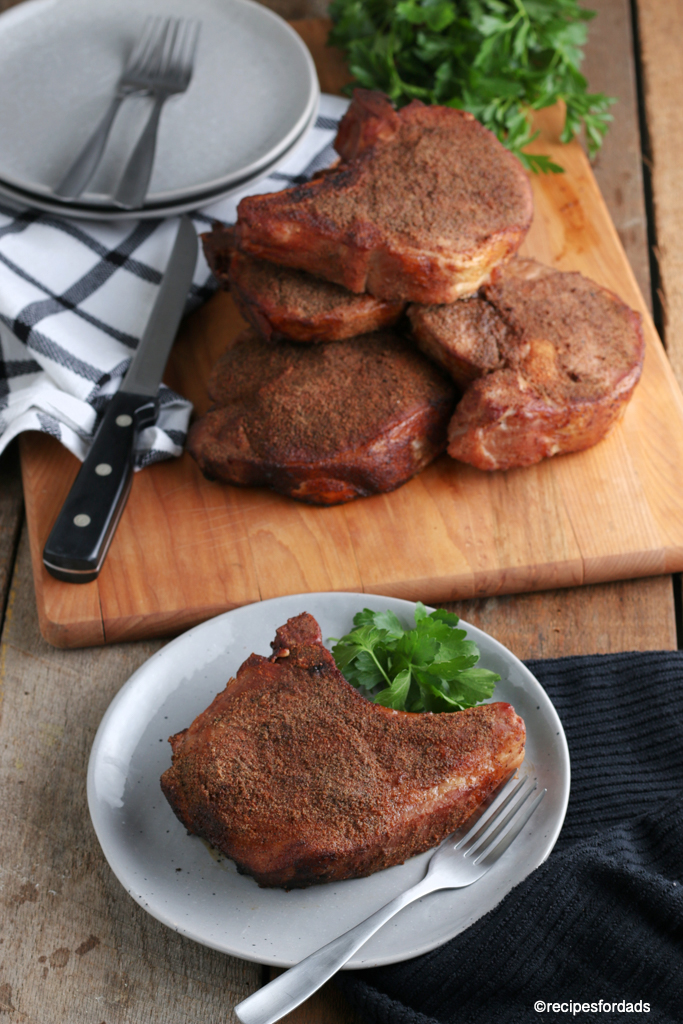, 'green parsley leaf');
330,605,500,712
329,623,392,693
328,0,616,172
374,667,413,708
